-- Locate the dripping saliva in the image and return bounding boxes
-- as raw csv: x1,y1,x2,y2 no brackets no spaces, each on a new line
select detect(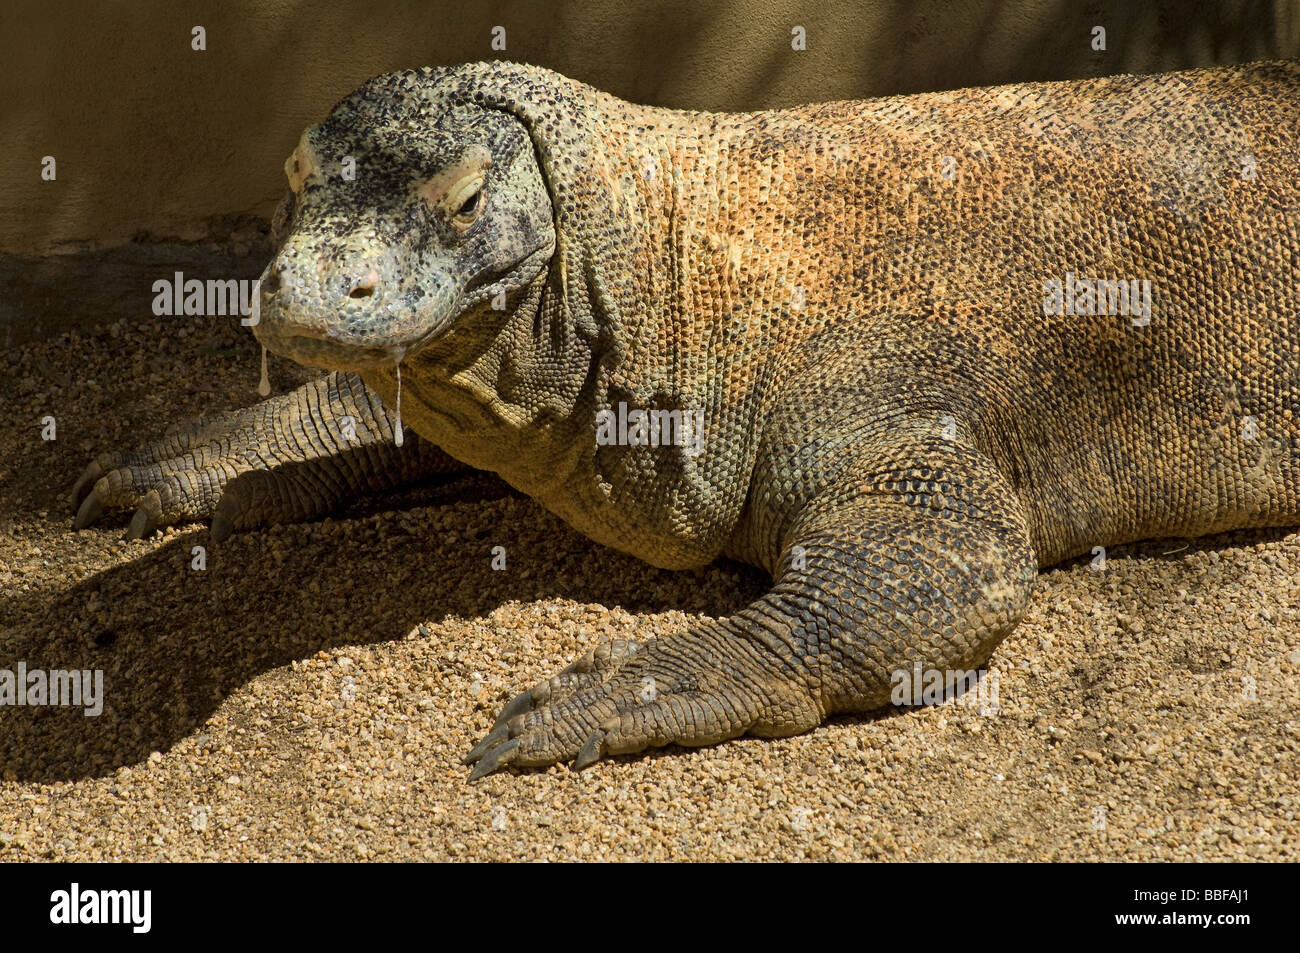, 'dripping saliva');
394,362,404,447
258,345,270,397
